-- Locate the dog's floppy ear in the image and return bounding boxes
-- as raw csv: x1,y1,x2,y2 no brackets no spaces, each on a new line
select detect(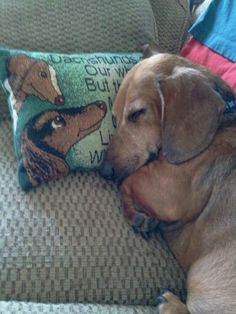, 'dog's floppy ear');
159,67,225,164
7,54,35,93
140,43,162,58
8,54,35,76
20,129,69,189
